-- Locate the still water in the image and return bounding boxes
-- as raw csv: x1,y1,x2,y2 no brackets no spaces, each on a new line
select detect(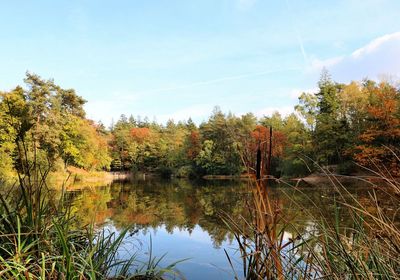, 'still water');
66,178,396,279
